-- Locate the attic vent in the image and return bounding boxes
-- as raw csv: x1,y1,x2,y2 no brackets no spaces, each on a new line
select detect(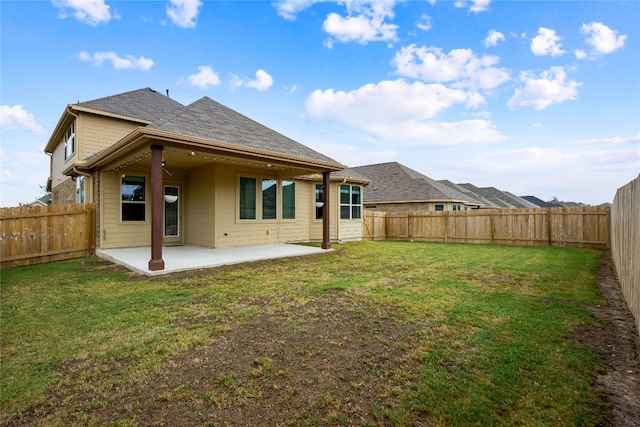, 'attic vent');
393,171,398,175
